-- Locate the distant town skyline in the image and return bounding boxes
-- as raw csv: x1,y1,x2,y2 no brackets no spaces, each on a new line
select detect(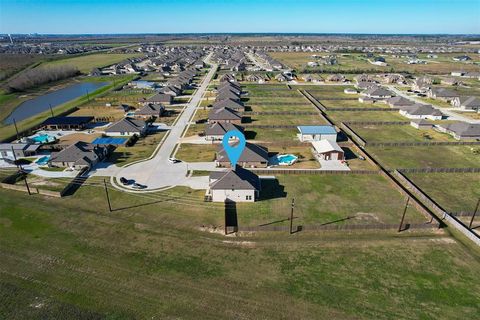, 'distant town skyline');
0,0,479,35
